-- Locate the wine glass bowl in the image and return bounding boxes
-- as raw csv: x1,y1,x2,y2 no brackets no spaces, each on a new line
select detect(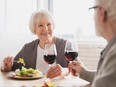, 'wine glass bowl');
44,44,57,67
64,40,78,62
64,51,78,61
44,54,56,65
